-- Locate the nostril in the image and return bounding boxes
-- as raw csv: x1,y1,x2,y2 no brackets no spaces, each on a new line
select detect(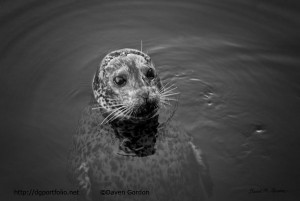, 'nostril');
139,91,149,99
